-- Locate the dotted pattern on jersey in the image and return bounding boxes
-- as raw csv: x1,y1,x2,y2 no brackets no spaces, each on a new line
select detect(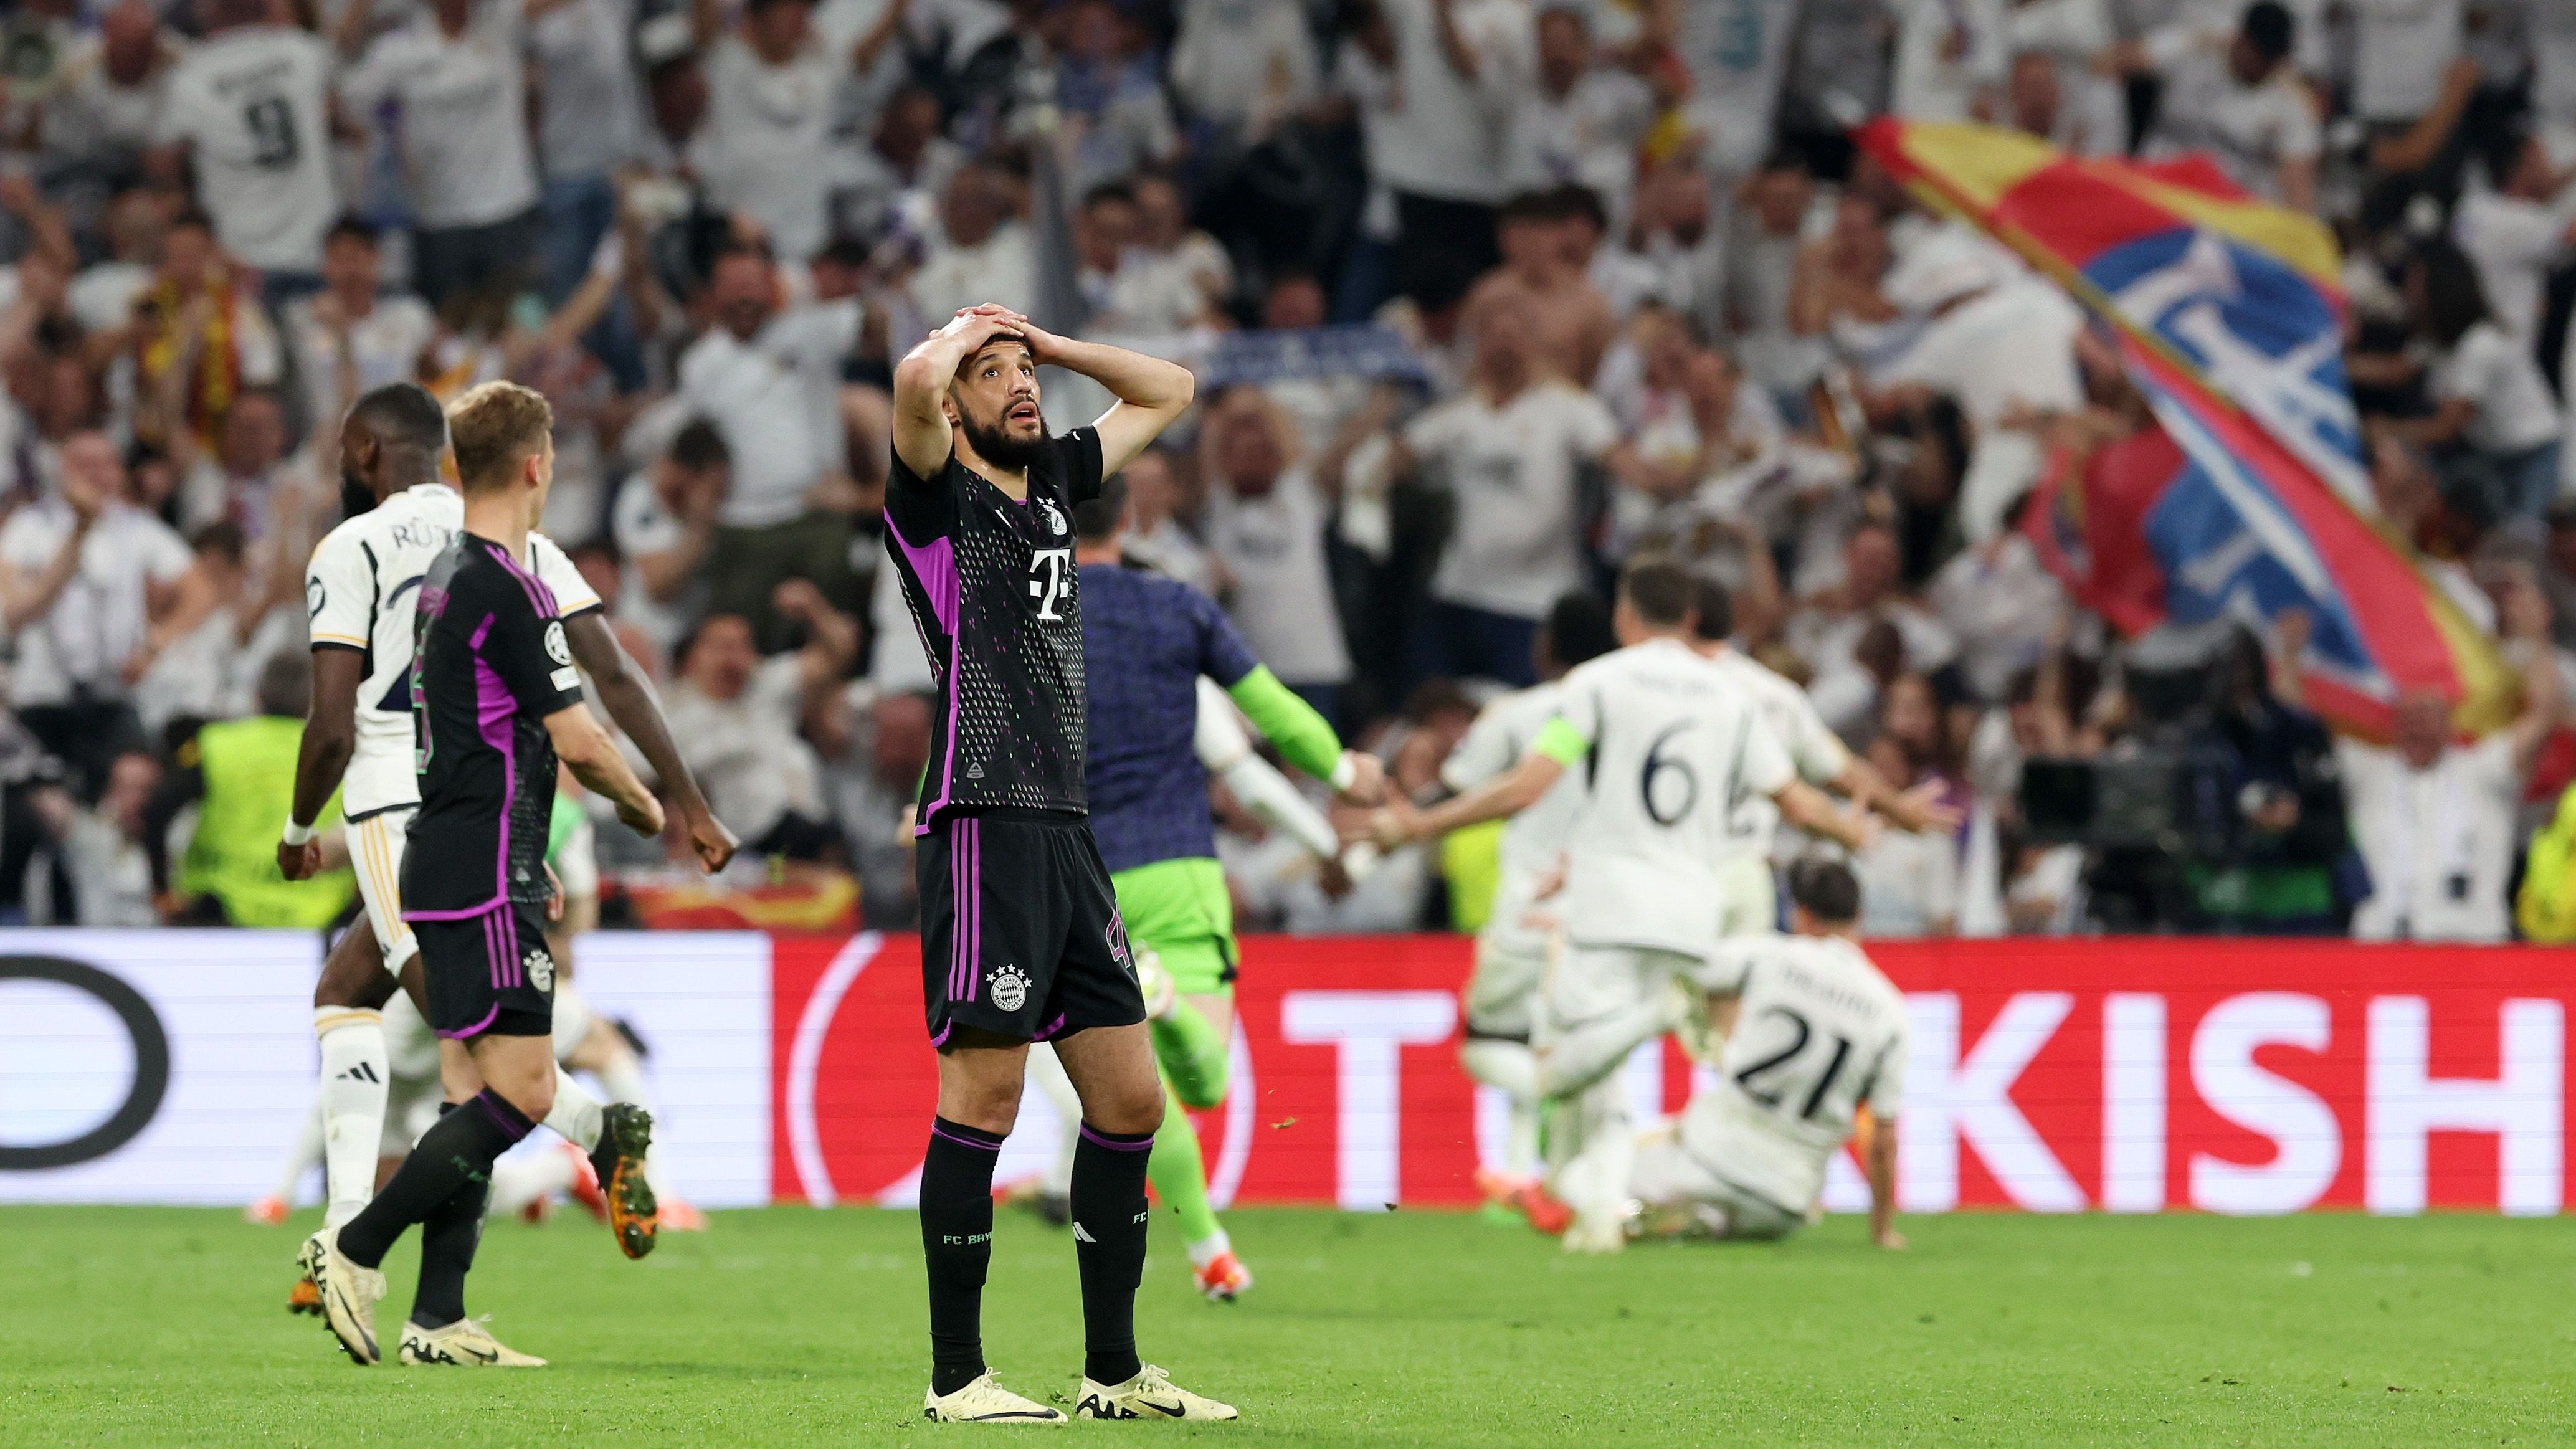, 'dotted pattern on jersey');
941,488,1088,815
